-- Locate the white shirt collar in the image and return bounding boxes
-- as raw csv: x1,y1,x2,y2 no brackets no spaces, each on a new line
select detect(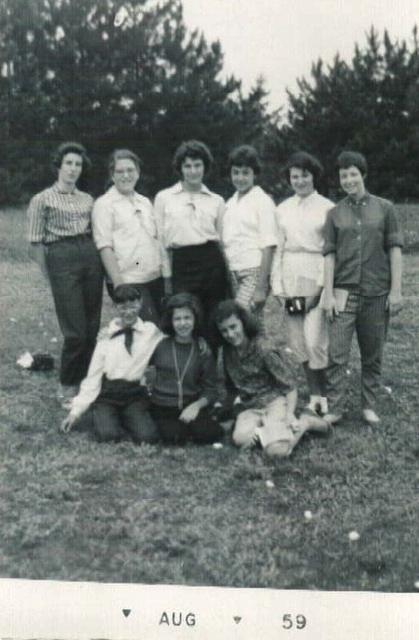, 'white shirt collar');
171,181,212,196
